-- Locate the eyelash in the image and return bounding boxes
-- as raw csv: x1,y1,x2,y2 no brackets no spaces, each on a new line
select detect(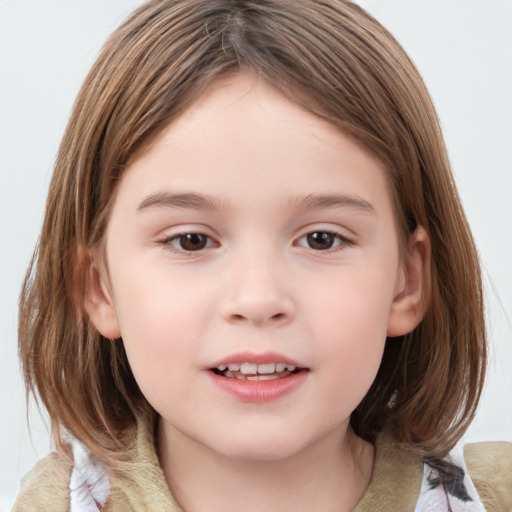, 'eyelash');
160,233,217,254
295,231,353,251
159,230,352,254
